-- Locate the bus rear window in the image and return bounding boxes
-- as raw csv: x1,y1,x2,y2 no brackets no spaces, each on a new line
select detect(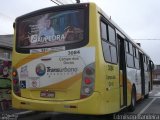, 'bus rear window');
16,8,88,53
